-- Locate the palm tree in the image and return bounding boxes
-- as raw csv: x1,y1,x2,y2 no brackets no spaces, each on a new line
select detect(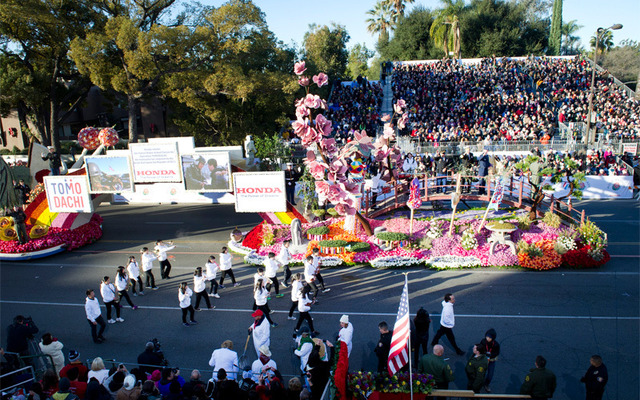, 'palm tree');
429,0,465,58
366,1,394,37
385,0,415,24
590,29,615,56
561,19,583,55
